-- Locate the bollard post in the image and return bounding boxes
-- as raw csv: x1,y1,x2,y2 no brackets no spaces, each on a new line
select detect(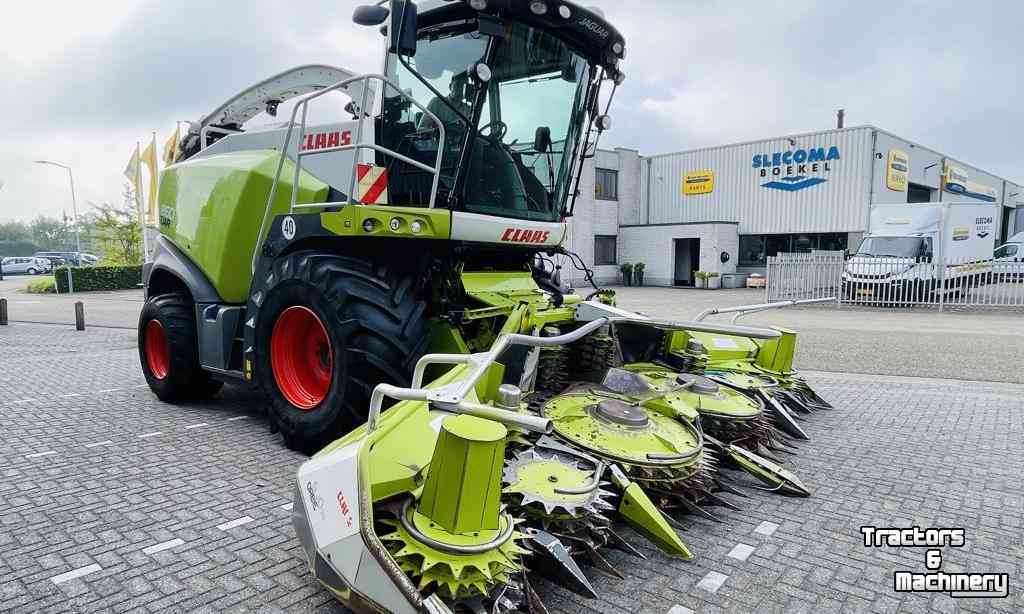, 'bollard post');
0,298,7,325
75,301,85,331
